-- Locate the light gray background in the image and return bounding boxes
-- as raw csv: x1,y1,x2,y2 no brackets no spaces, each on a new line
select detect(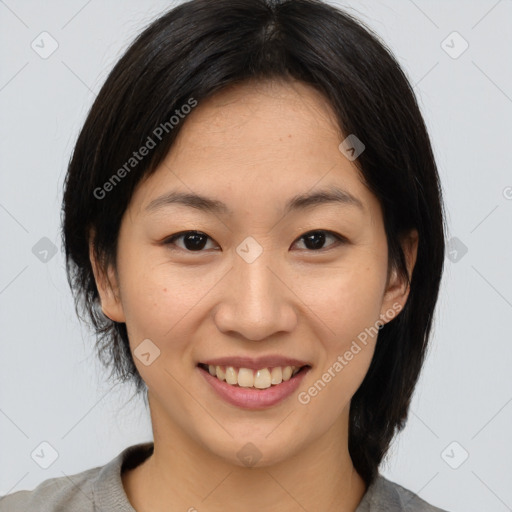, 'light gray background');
1,1,511,511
